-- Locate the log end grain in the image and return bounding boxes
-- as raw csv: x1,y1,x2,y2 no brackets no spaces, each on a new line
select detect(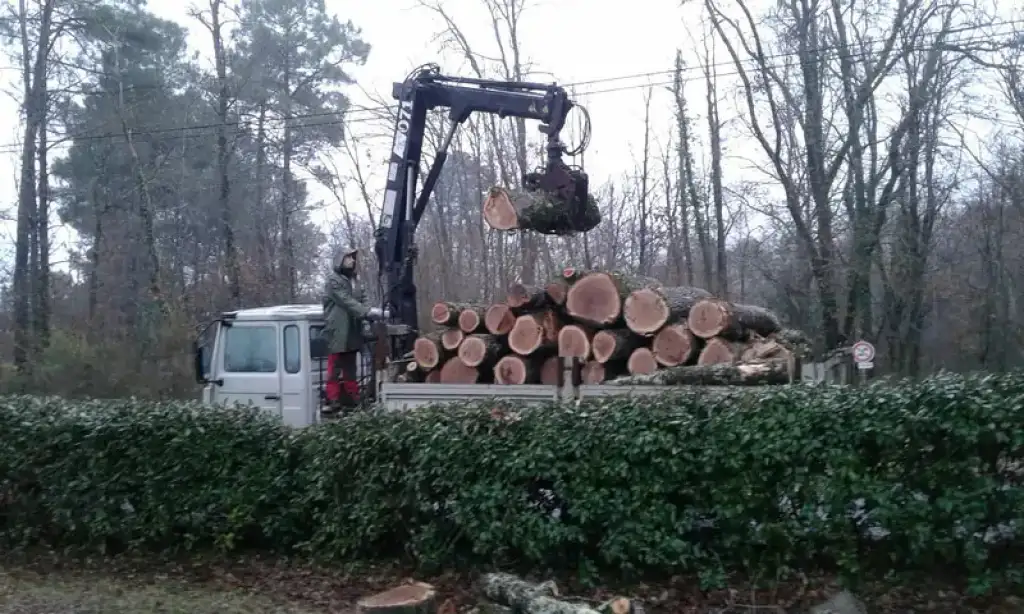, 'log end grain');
458,308,482,333
581,361,606,384
557,324,592,358
652,324,698,367
507,283,547,310
424,370,441,383
623,287,669,335
688,299,734,339
627,347,658,375
591,331,617,364
439,357,479,383
356,581,437,614
485,304,516,335
540,356,561,385
430,302,457,326
441,328,465,351
698,337,741,365
482,187,518,230
412,336,441,369
494,355,537,385
565,272,623,326
544,279,569,305
509,314,544,355
458,335,491,367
